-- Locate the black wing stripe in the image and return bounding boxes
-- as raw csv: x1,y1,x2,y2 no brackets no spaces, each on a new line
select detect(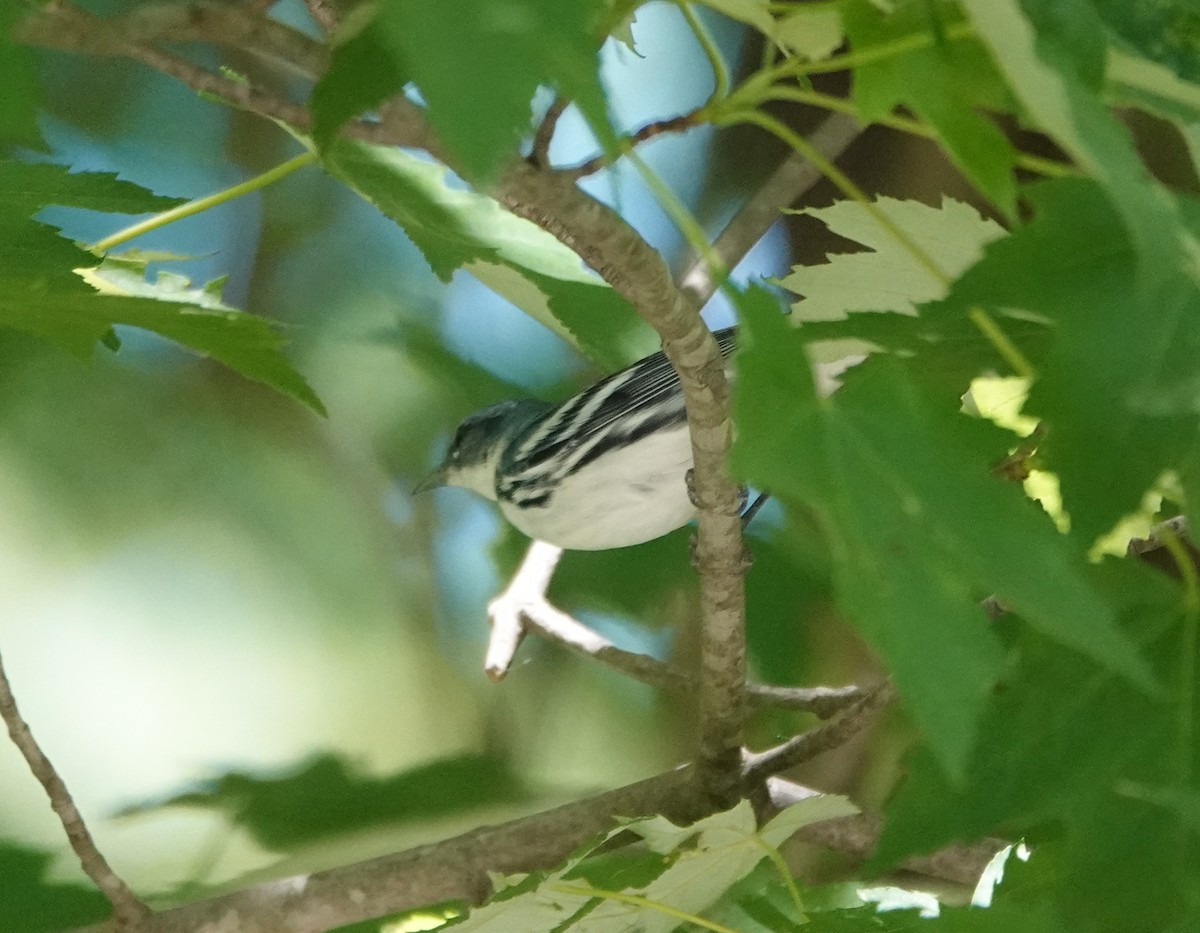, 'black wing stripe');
503,326,737,479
